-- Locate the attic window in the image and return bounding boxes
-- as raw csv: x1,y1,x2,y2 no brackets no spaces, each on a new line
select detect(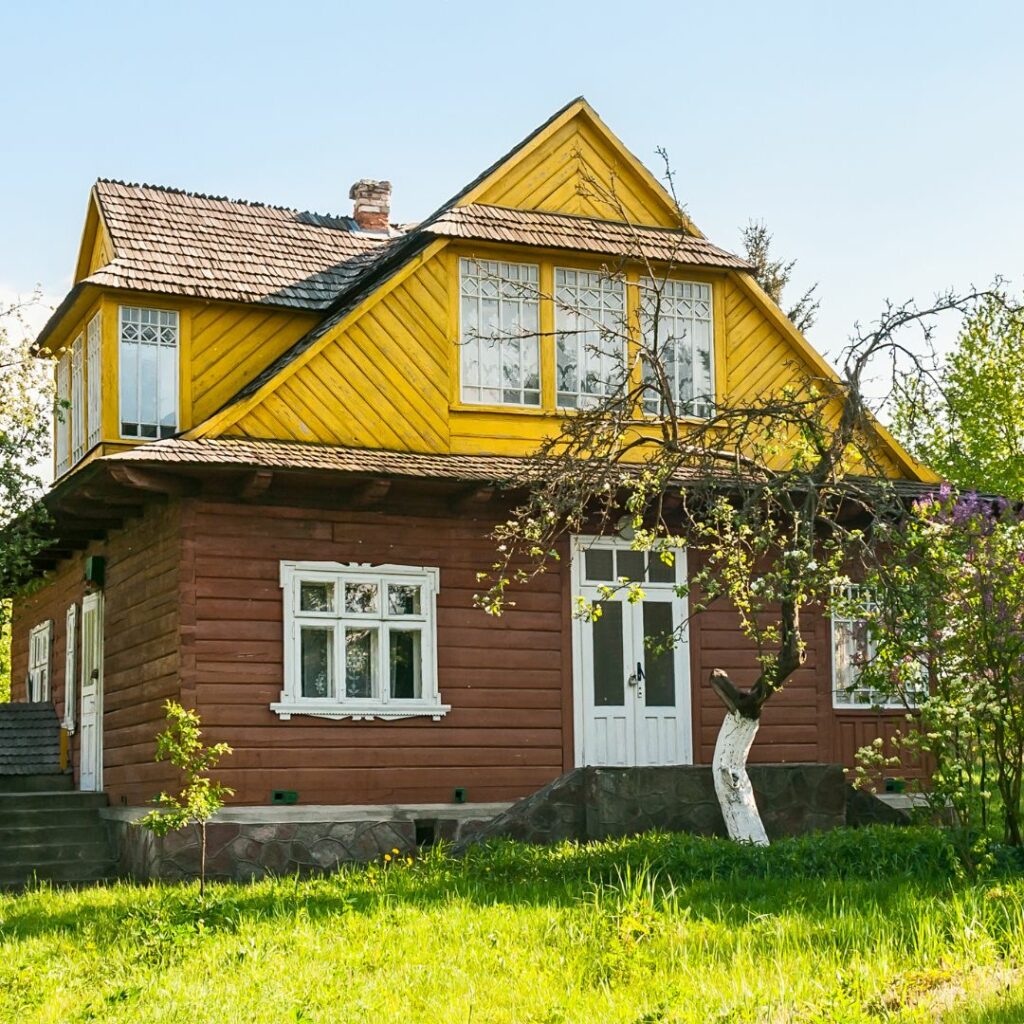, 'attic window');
119,306,179,440
459,259,540,407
